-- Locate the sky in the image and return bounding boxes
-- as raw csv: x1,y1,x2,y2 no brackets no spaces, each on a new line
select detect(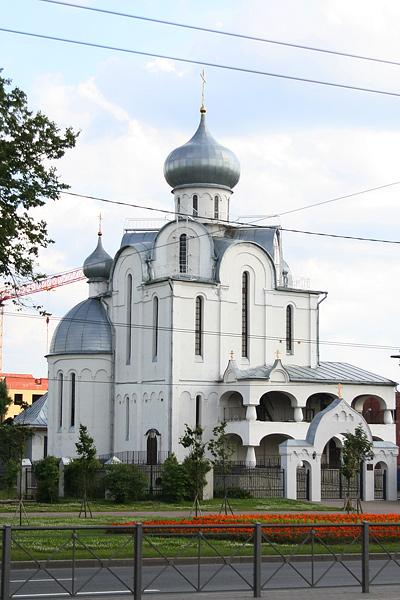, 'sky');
2,0,400,382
